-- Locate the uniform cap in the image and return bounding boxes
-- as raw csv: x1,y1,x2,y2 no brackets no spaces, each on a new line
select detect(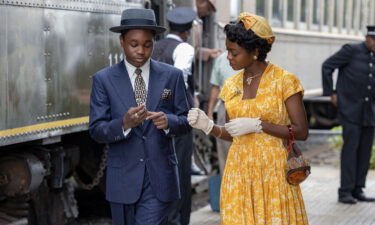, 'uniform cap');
367,25,375,36
167,7,196,32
